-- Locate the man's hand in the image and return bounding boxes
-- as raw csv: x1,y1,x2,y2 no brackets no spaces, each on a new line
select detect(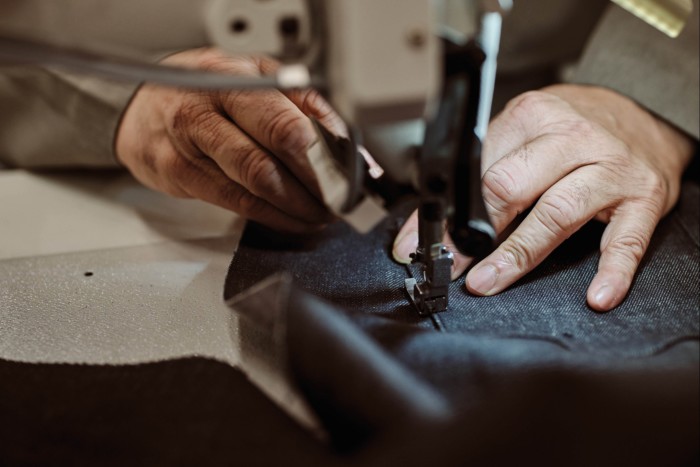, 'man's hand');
116,48,345,233
394,84,695,312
